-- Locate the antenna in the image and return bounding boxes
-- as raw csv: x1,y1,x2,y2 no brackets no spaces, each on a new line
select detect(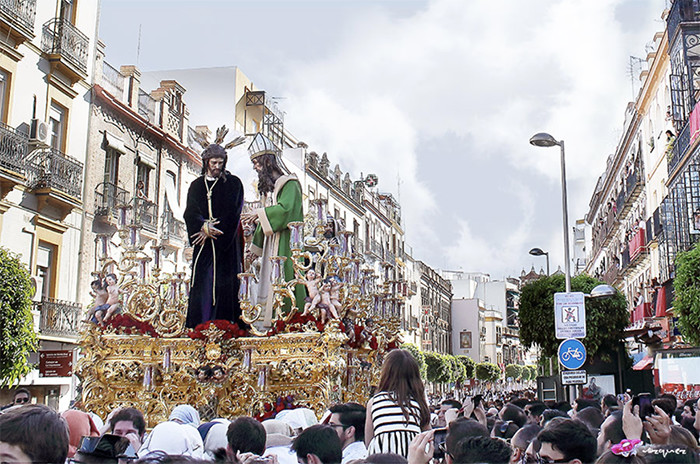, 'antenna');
136,24,142,65
628,56,645,98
